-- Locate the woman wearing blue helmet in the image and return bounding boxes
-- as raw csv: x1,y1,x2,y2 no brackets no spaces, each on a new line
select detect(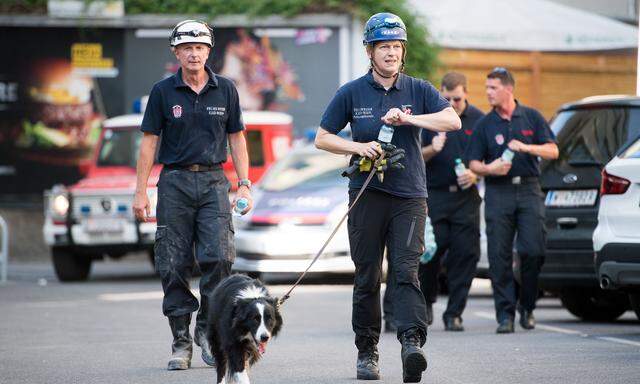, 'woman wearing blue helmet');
315,12,461,383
